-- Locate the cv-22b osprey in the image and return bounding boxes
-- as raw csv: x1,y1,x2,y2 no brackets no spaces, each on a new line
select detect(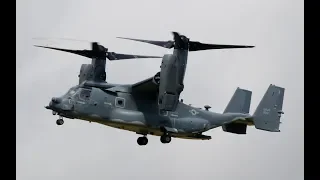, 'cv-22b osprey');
37,33,285,146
